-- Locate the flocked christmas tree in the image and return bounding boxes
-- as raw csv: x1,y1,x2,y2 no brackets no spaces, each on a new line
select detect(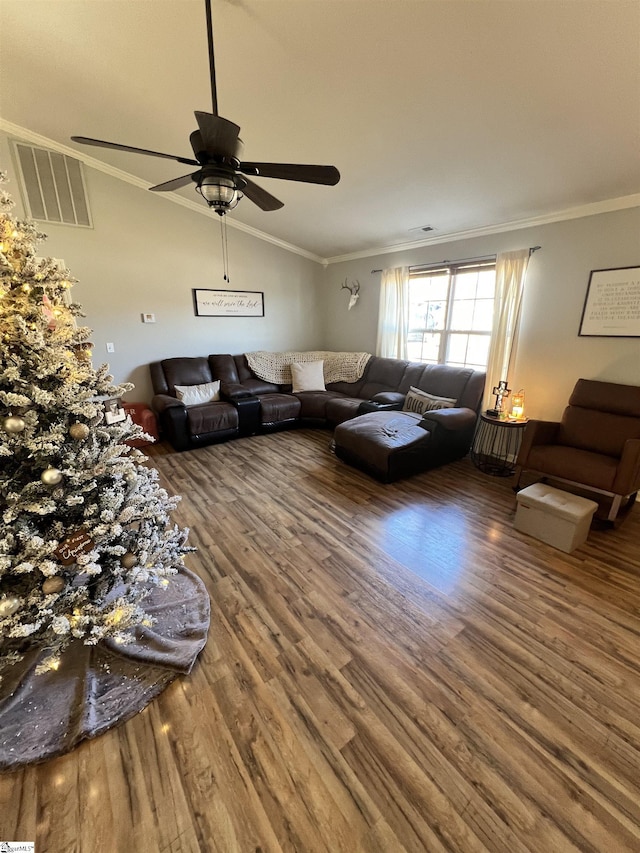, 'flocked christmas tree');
0,173,190,679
